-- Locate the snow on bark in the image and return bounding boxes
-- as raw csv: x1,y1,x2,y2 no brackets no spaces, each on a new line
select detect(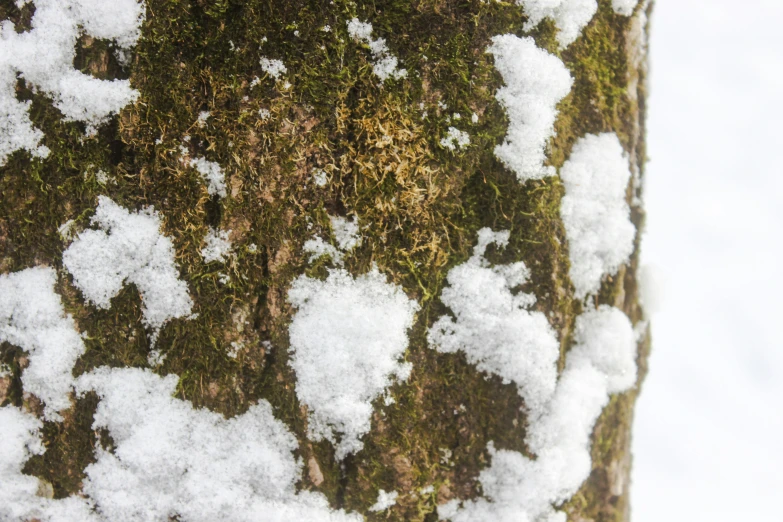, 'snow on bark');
428,228,560,417
559,133,636,299
487,35,573,183
287,267,419,460
0,0,146,165
439,306,638,522
62,196,193,339
0,267,85,421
